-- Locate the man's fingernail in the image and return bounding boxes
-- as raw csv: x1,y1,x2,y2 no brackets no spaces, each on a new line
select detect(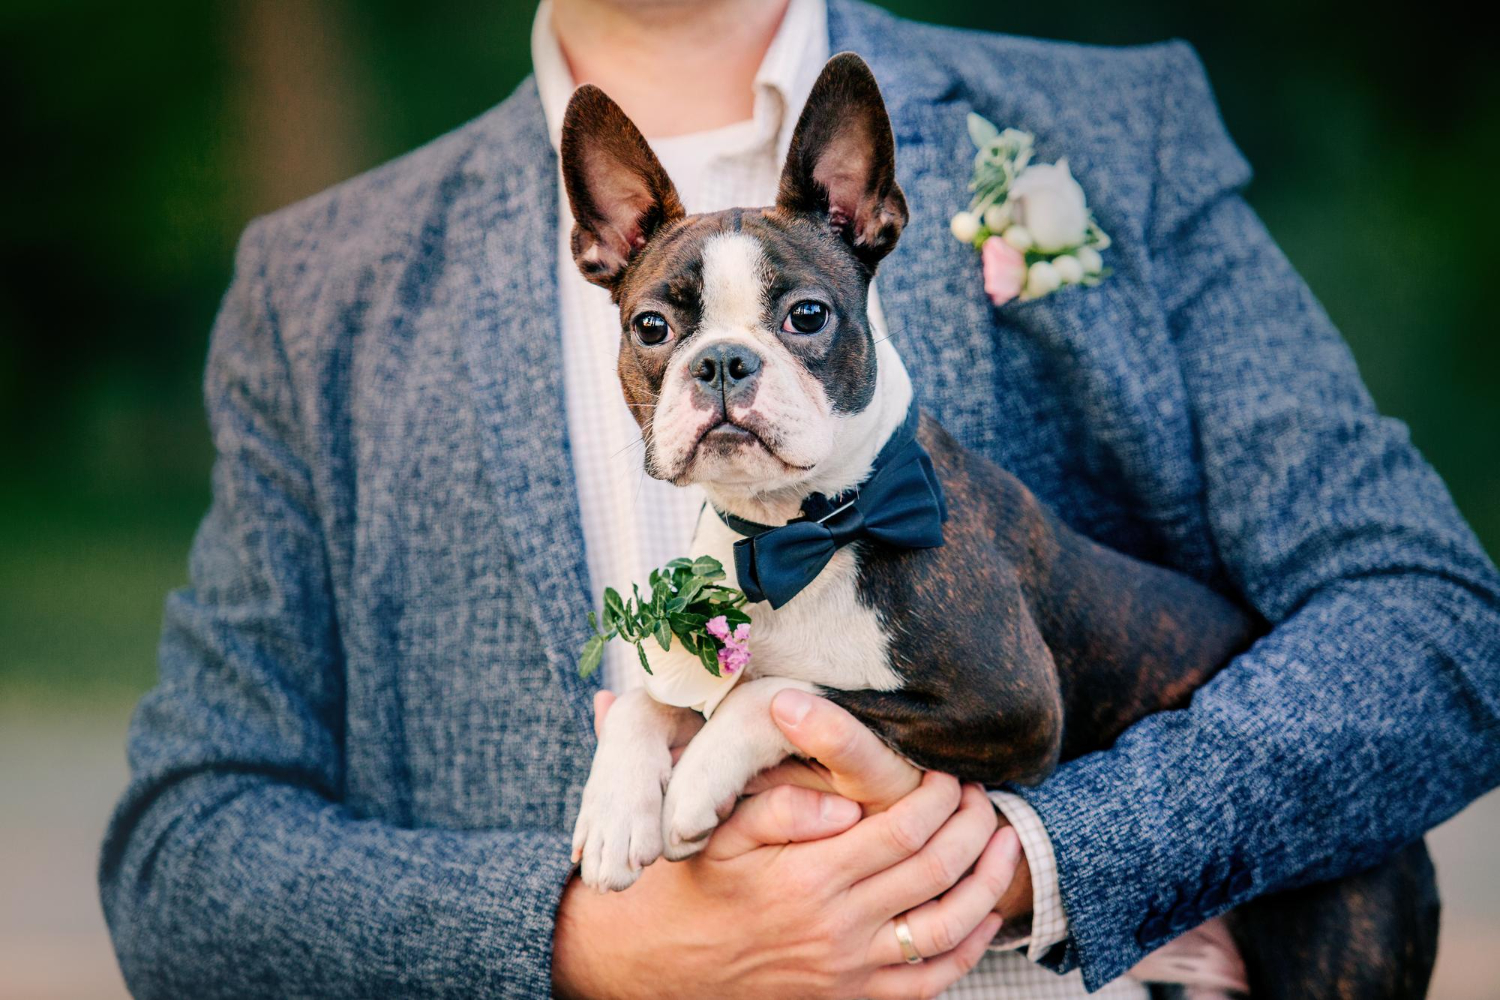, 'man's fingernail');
773,689,812,726
821,794,859,824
